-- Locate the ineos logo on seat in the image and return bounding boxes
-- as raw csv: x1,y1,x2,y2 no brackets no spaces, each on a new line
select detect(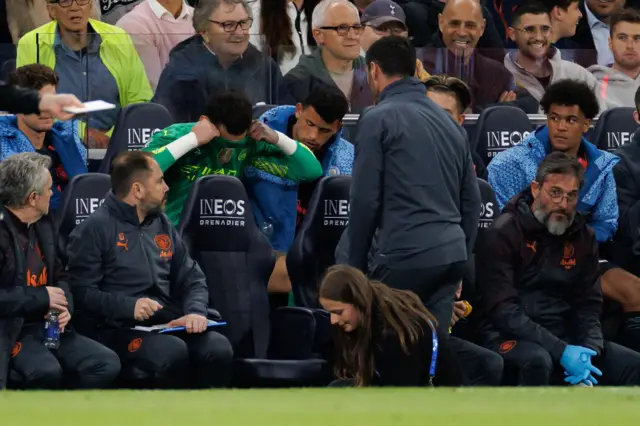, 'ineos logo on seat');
323,199,349,227
198,199,246,227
